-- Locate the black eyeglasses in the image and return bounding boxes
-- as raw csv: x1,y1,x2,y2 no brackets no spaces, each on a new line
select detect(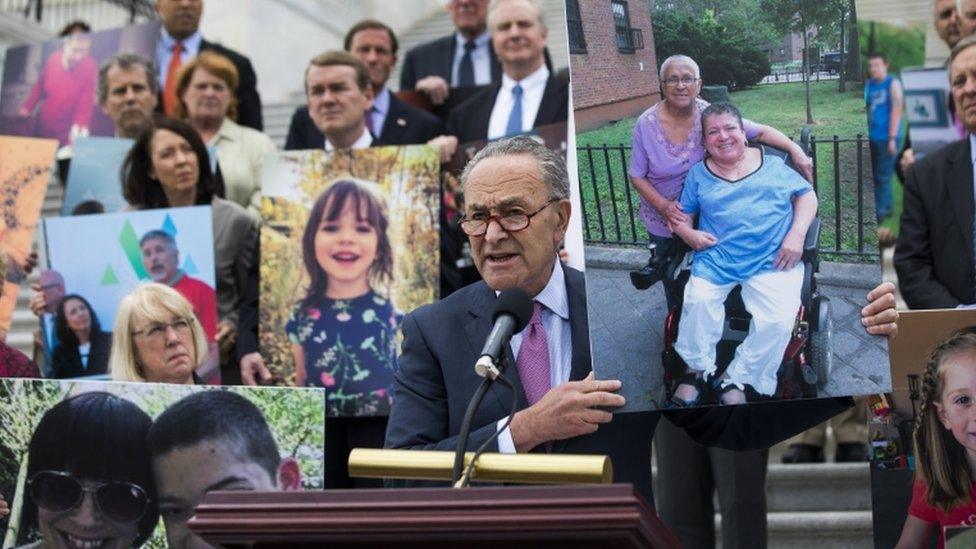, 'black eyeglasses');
457,199,559,237
28,470,149,523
